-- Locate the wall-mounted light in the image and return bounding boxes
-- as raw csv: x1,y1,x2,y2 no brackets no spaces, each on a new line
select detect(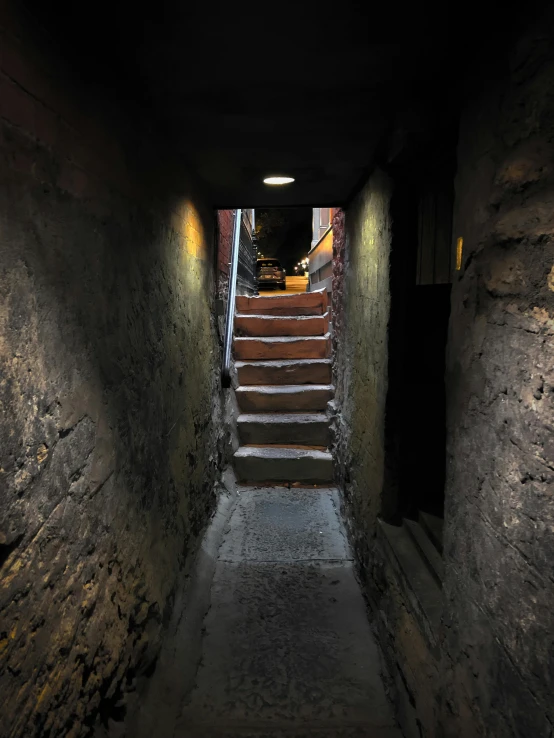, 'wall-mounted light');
456,237,464,271
263,176,295,185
